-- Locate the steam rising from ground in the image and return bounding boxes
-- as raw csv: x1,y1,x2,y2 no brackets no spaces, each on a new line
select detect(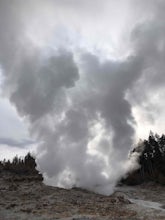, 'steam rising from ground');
1,0,165,194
